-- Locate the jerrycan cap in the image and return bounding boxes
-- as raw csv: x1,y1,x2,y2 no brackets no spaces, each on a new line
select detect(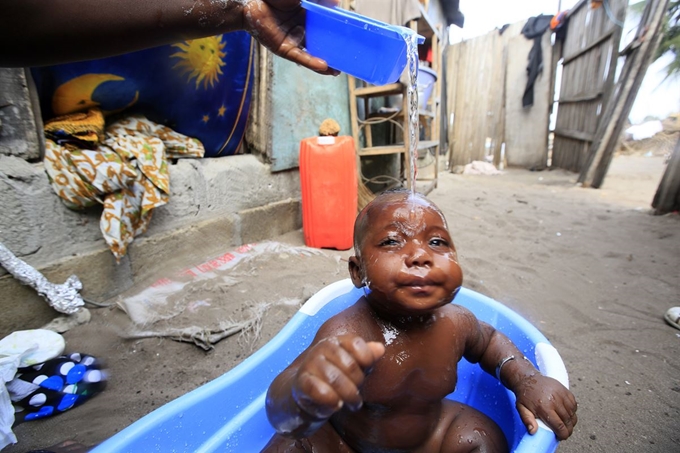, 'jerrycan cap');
301,0,425,85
